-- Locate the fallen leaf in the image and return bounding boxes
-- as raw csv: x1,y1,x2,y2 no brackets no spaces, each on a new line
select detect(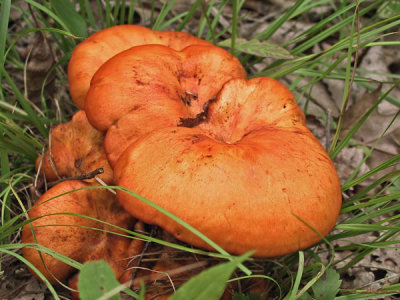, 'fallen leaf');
339,85,382,140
